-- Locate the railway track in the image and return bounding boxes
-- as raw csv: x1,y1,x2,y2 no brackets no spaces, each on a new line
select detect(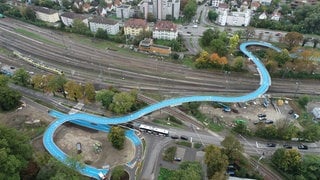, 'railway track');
249,158,282,180
0,18,319,97
137,94,204,128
